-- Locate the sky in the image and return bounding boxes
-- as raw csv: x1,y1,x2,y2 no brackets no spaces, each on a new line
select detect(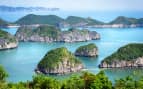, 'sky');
0,0,143,22
0,0,143,11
